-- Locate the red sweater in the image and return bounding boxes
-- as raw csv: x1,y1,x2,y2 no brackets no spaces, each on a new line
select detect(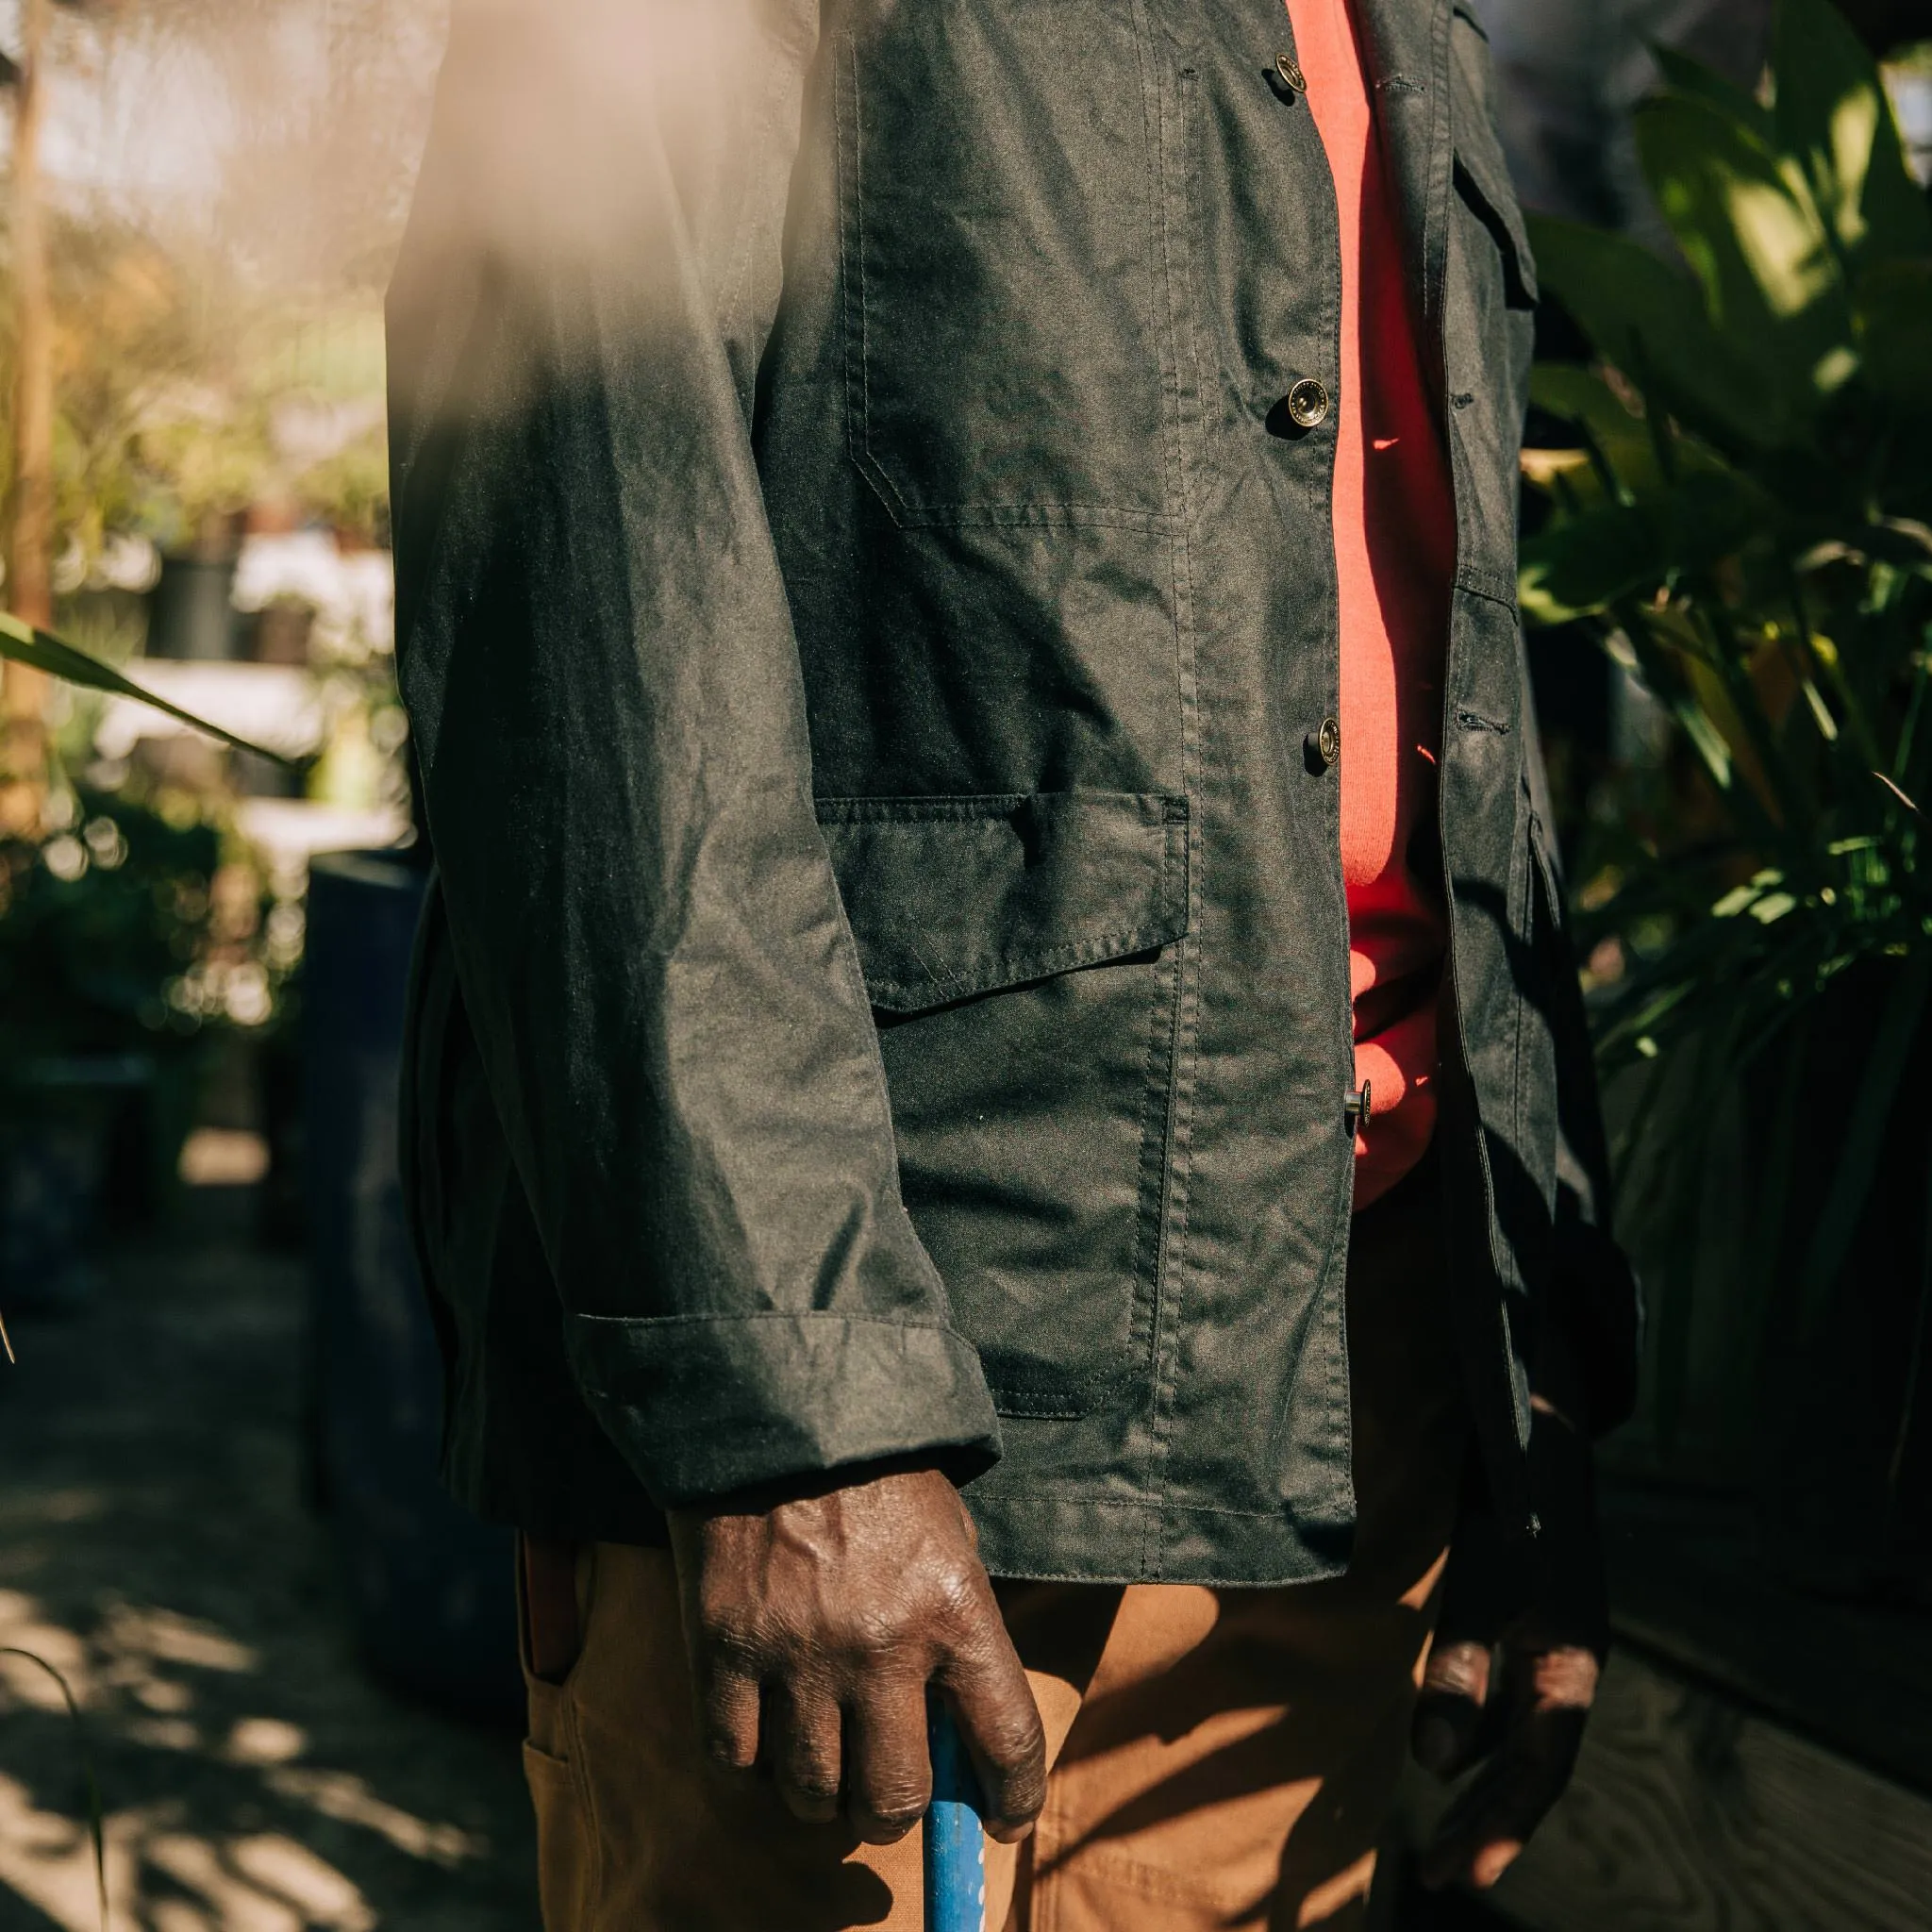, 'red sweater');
1286,0,1457,1209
